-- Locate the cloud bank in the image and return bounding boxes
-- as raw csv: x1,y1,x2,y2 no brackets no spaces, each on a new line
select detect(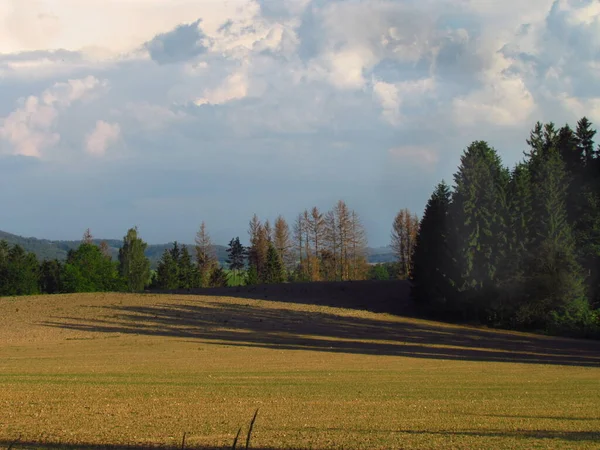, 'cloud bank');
1,0,599,246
